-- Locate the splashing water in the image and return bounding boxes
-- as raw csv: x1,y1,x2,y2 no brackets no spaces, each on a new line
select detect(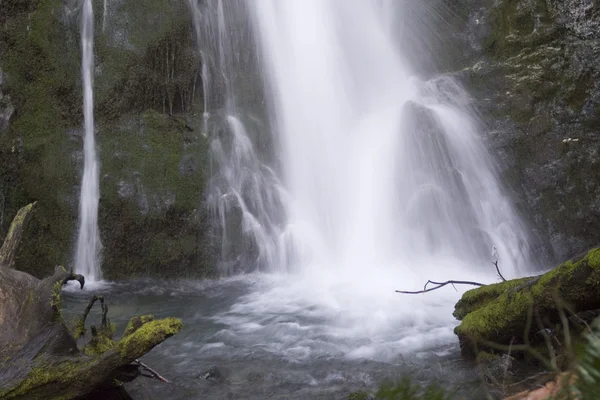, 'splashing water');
188,0,532,358
75,0,102,283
